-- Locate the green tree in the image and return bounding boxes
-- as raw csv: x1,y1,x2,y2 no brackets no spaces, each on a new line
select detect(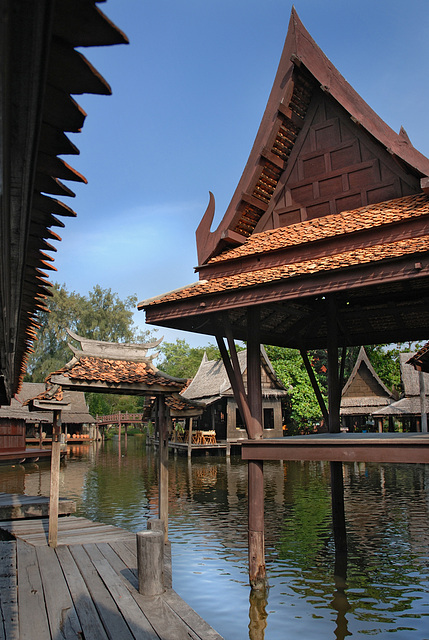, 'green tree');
264,345,325,428
157,338,222,378
25,282,157,416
